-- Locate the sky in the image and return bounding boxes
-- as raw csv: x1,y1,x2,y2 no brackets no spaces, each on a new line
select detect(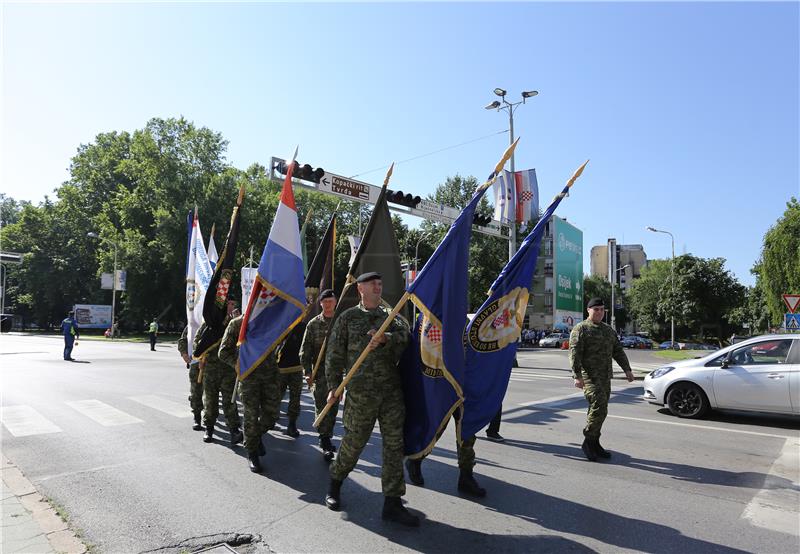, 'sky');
2,1,798,286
